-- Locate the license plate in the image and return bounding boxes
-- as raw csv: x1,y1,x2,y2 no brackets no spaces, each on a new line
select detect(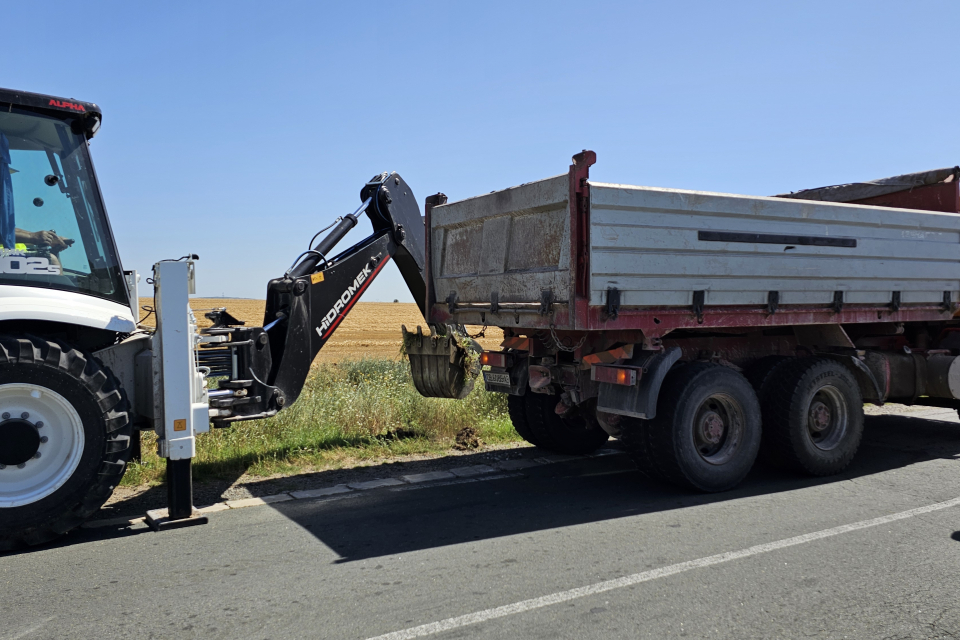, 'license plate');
483,371,511,386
